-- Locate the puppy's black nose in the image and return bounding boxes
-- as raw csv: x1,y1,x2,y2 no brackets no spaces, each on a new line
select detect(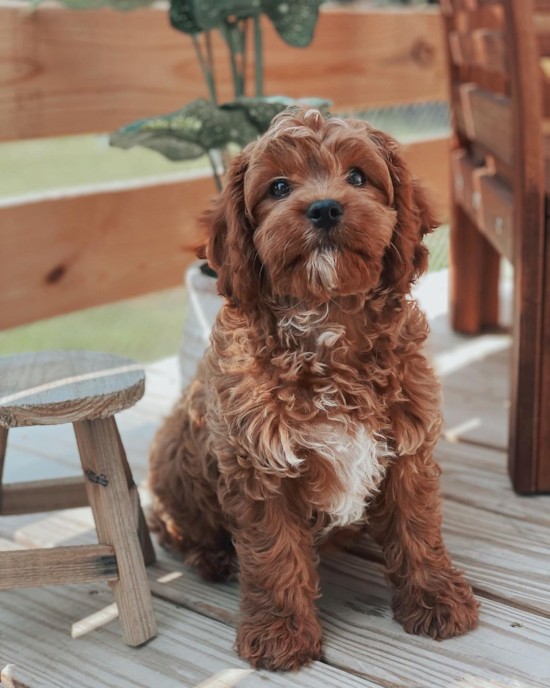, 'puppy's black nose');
306,199,344,230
